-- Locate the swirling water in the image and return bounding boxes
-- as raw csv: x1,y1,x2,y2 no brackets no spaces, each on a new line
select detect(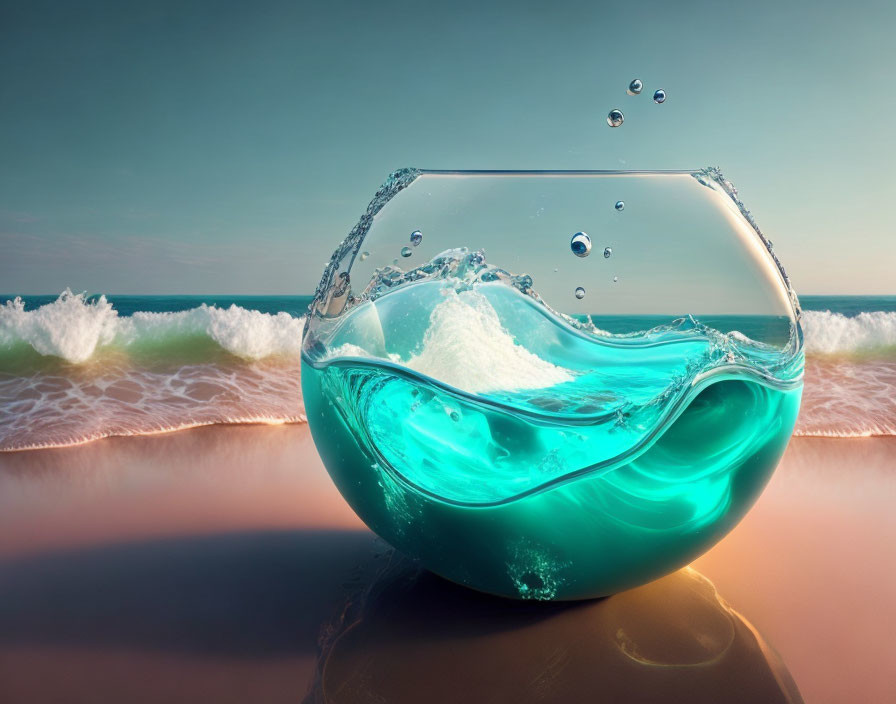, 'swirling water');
302,279,802,506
